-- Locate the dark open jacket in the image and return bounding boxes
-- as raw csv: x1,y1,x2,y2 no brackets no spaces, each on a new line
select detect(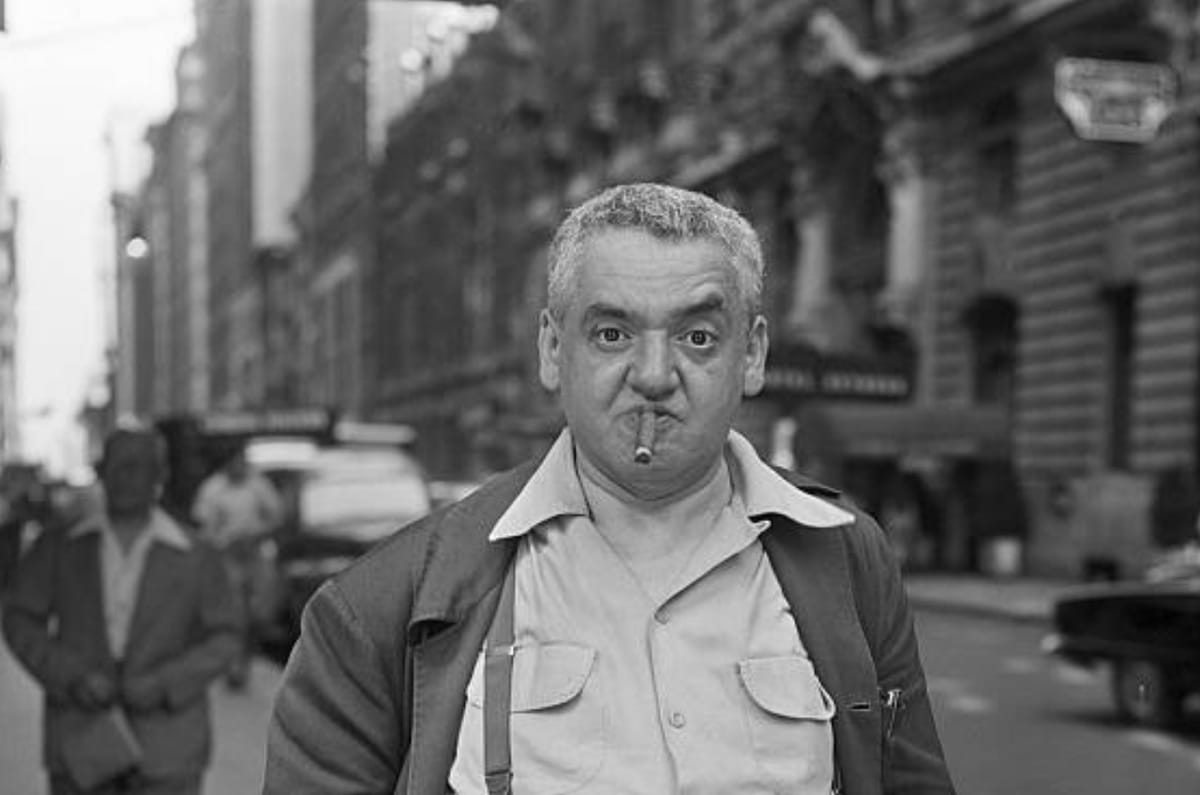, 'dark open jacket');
264,462,956,795
3,512,240,780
